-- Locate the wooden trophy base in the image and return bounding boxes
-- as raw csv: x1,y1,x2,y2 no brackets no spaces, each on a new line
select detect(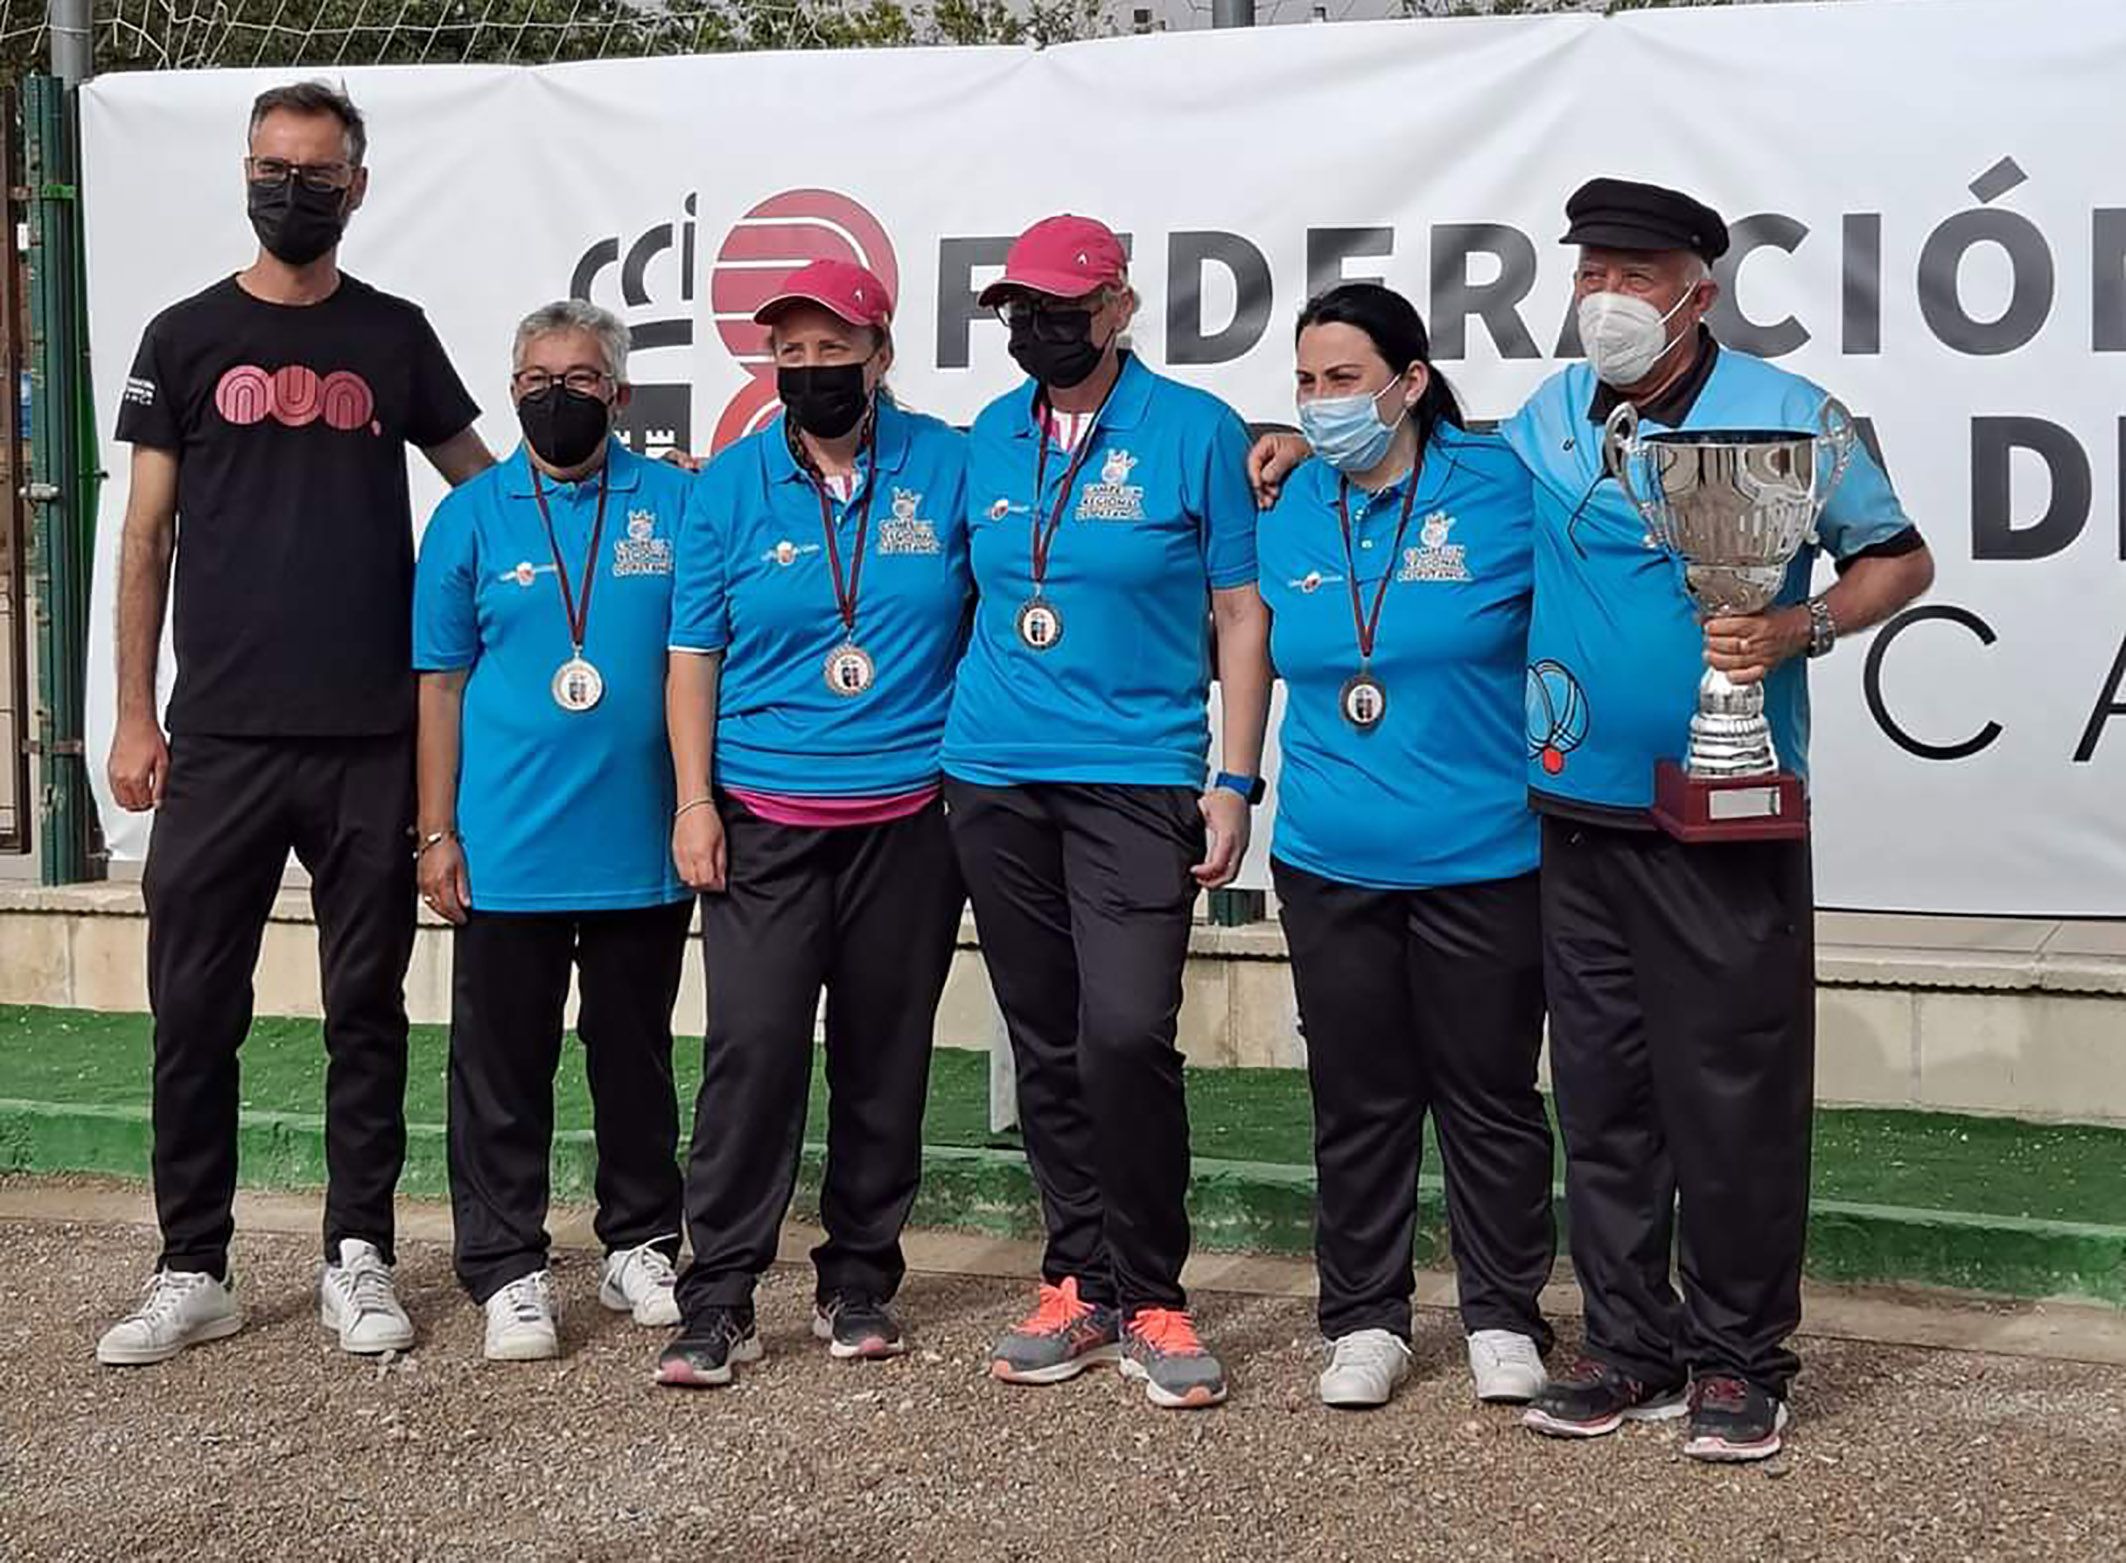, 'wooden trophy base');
1651,759,1809,843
